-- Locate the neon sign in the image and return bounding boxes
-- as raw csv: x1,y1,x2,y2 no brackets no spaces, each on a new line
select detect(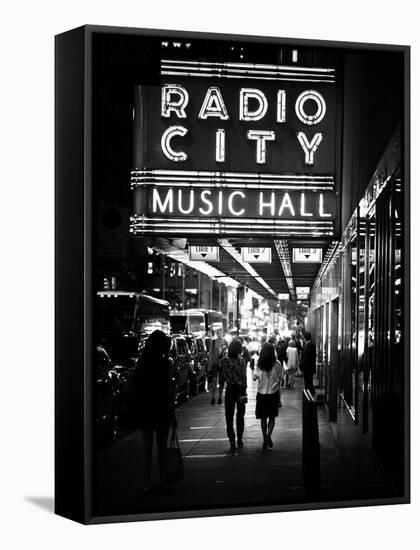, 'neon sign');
133,187,335,220
159,85,326,166
131,59,340,237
